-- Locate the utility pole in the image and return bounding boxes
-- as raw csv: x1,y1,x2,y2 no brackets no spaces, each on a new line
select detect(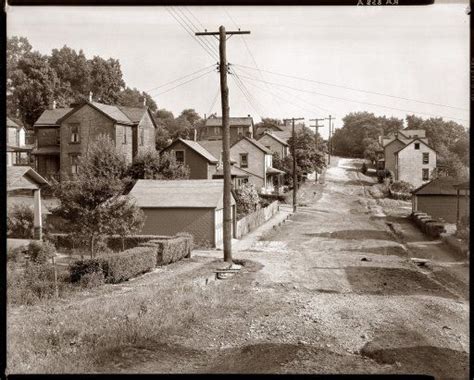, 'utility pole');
284,117,304,212
196,26,250,263
309,118,326,183
327,115,336,166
